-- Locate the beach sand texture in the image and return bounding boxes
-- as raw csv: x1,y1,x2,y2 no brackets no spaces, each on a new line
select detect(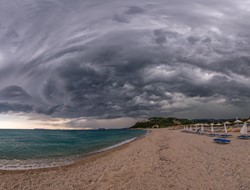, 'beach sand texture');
1,129,250,190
